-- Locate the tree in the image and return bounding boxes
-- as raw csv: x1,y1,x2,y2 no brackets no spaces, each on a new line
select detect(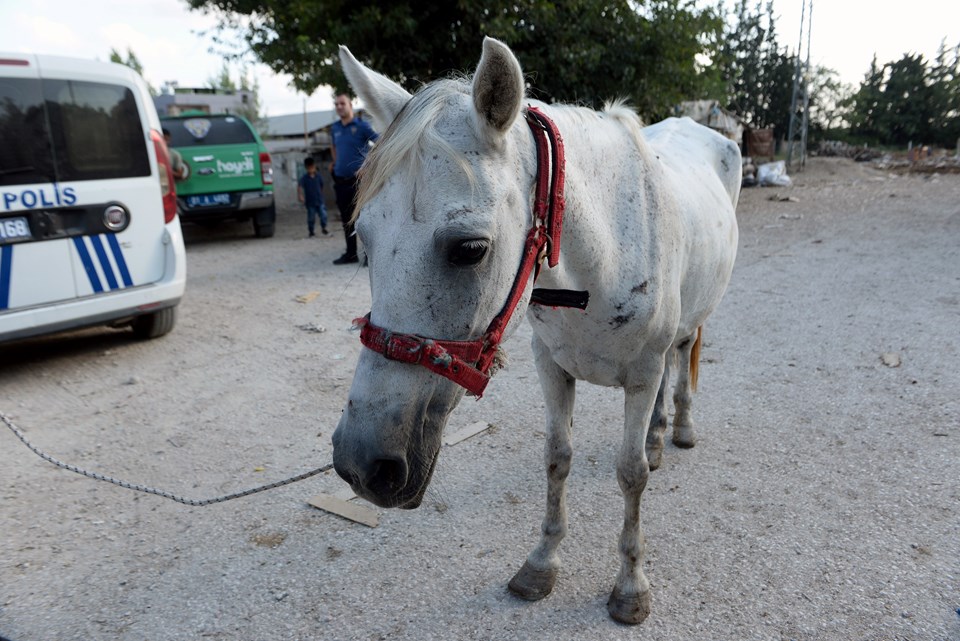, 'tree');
715,0,796,137
846,46,960,148
847,55,885,143
187,0,724,120
928,41,960,148
207,62,238,91
237,70,264,126
109,47,157,96
807,66,853,134
207,62,263,125
882,53,935,145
